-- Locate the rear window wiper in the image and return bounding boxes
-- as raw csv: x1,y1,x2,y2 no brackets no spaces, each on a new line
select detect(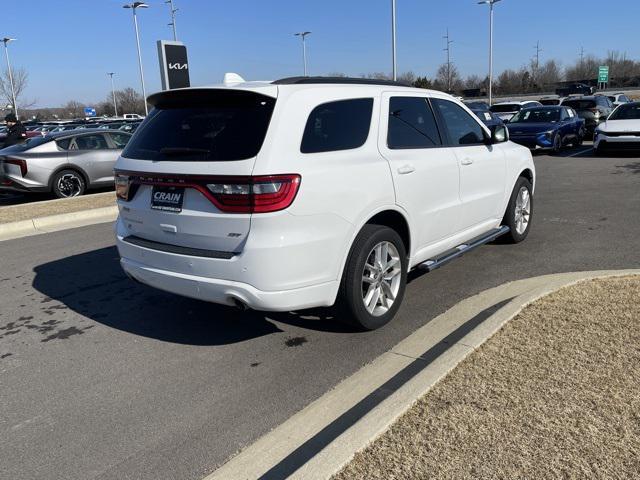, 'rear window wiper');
159,147,211,156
